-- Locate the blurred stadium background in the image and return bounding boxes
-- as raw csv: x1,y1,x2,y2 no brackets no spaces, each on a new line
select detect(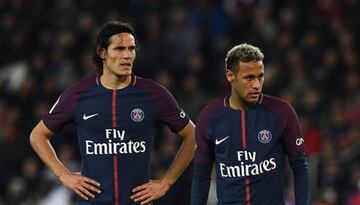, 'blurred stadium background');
0,0,359,204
